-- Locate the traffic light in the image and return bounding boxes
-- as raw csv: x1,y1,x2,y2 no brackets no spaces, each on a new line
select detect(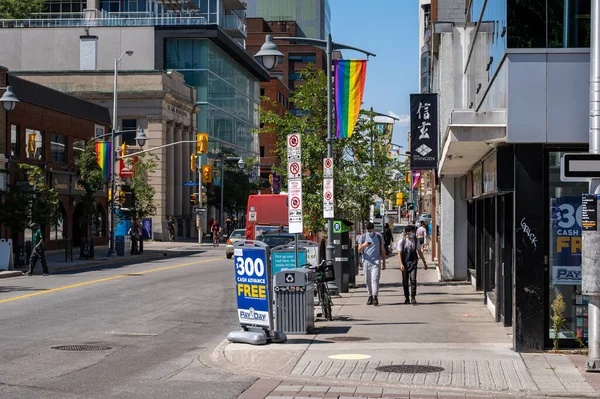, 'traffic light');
405,173,410,184
197,133,208,154
108,188,112,202
201,192,207,204
190,193,198,205
201,165,213,183
118,190,126,204
190,153,197,172
396,192,403,206
121,142,128,157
